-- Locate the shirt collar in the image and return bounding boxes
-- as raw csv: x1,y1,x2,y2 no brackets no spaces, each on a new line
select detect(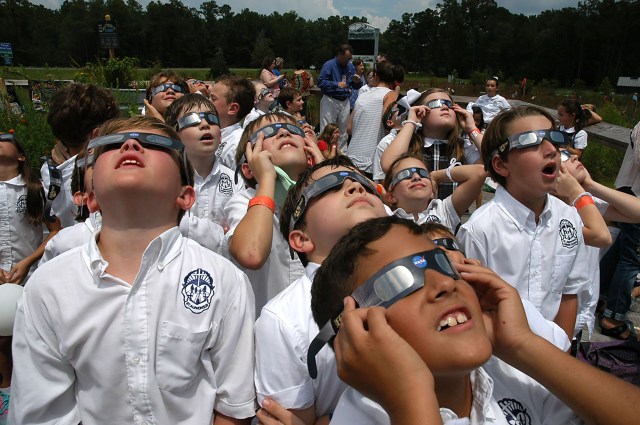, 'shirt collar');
84,227,183,283
494,186,551,231
194,159,221,184
305,262,320,280
439,367,496,425
423,137,448,148
221,122,241,138
3,174,25,186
